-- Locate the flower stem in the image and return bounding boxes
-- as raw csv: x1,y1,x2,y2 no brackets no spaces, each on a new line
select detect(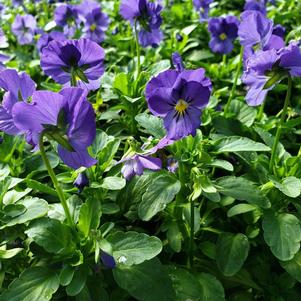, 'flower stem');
189,200,195,269
269,76,292,174
134,19,141,78
224,47,243,115
39,133,74,227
